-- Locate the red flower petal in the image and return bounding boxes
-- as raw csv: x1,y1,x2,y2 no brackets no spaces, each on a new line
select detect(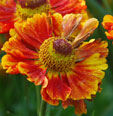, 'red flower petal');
48,0,86,15
18,62,46,85
0,0,16,33
102,15,113,40
41,87,59,106
74,100,87,115
105,30,113,40
66,71,98,100
51,13,63,36
43,72,71,101
2,33,38,59
66,52,108,100
76,40,108,60
1,54,20,74
104,22,113,30
1,54,39,74
62,99,87,115
0,22,14,33
14,13,52,49
102,15,113,30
